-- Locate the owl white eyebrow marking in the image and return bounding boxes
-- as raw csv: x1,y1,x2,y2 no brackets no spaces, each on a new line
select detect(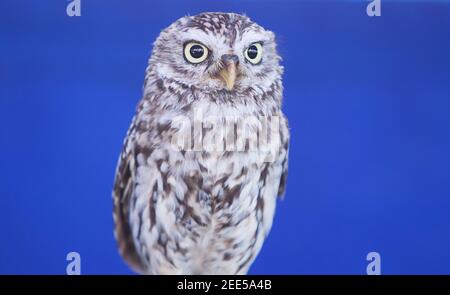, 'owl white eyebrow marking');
246,41,264,47
181,29,214,45
240,31,269,43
